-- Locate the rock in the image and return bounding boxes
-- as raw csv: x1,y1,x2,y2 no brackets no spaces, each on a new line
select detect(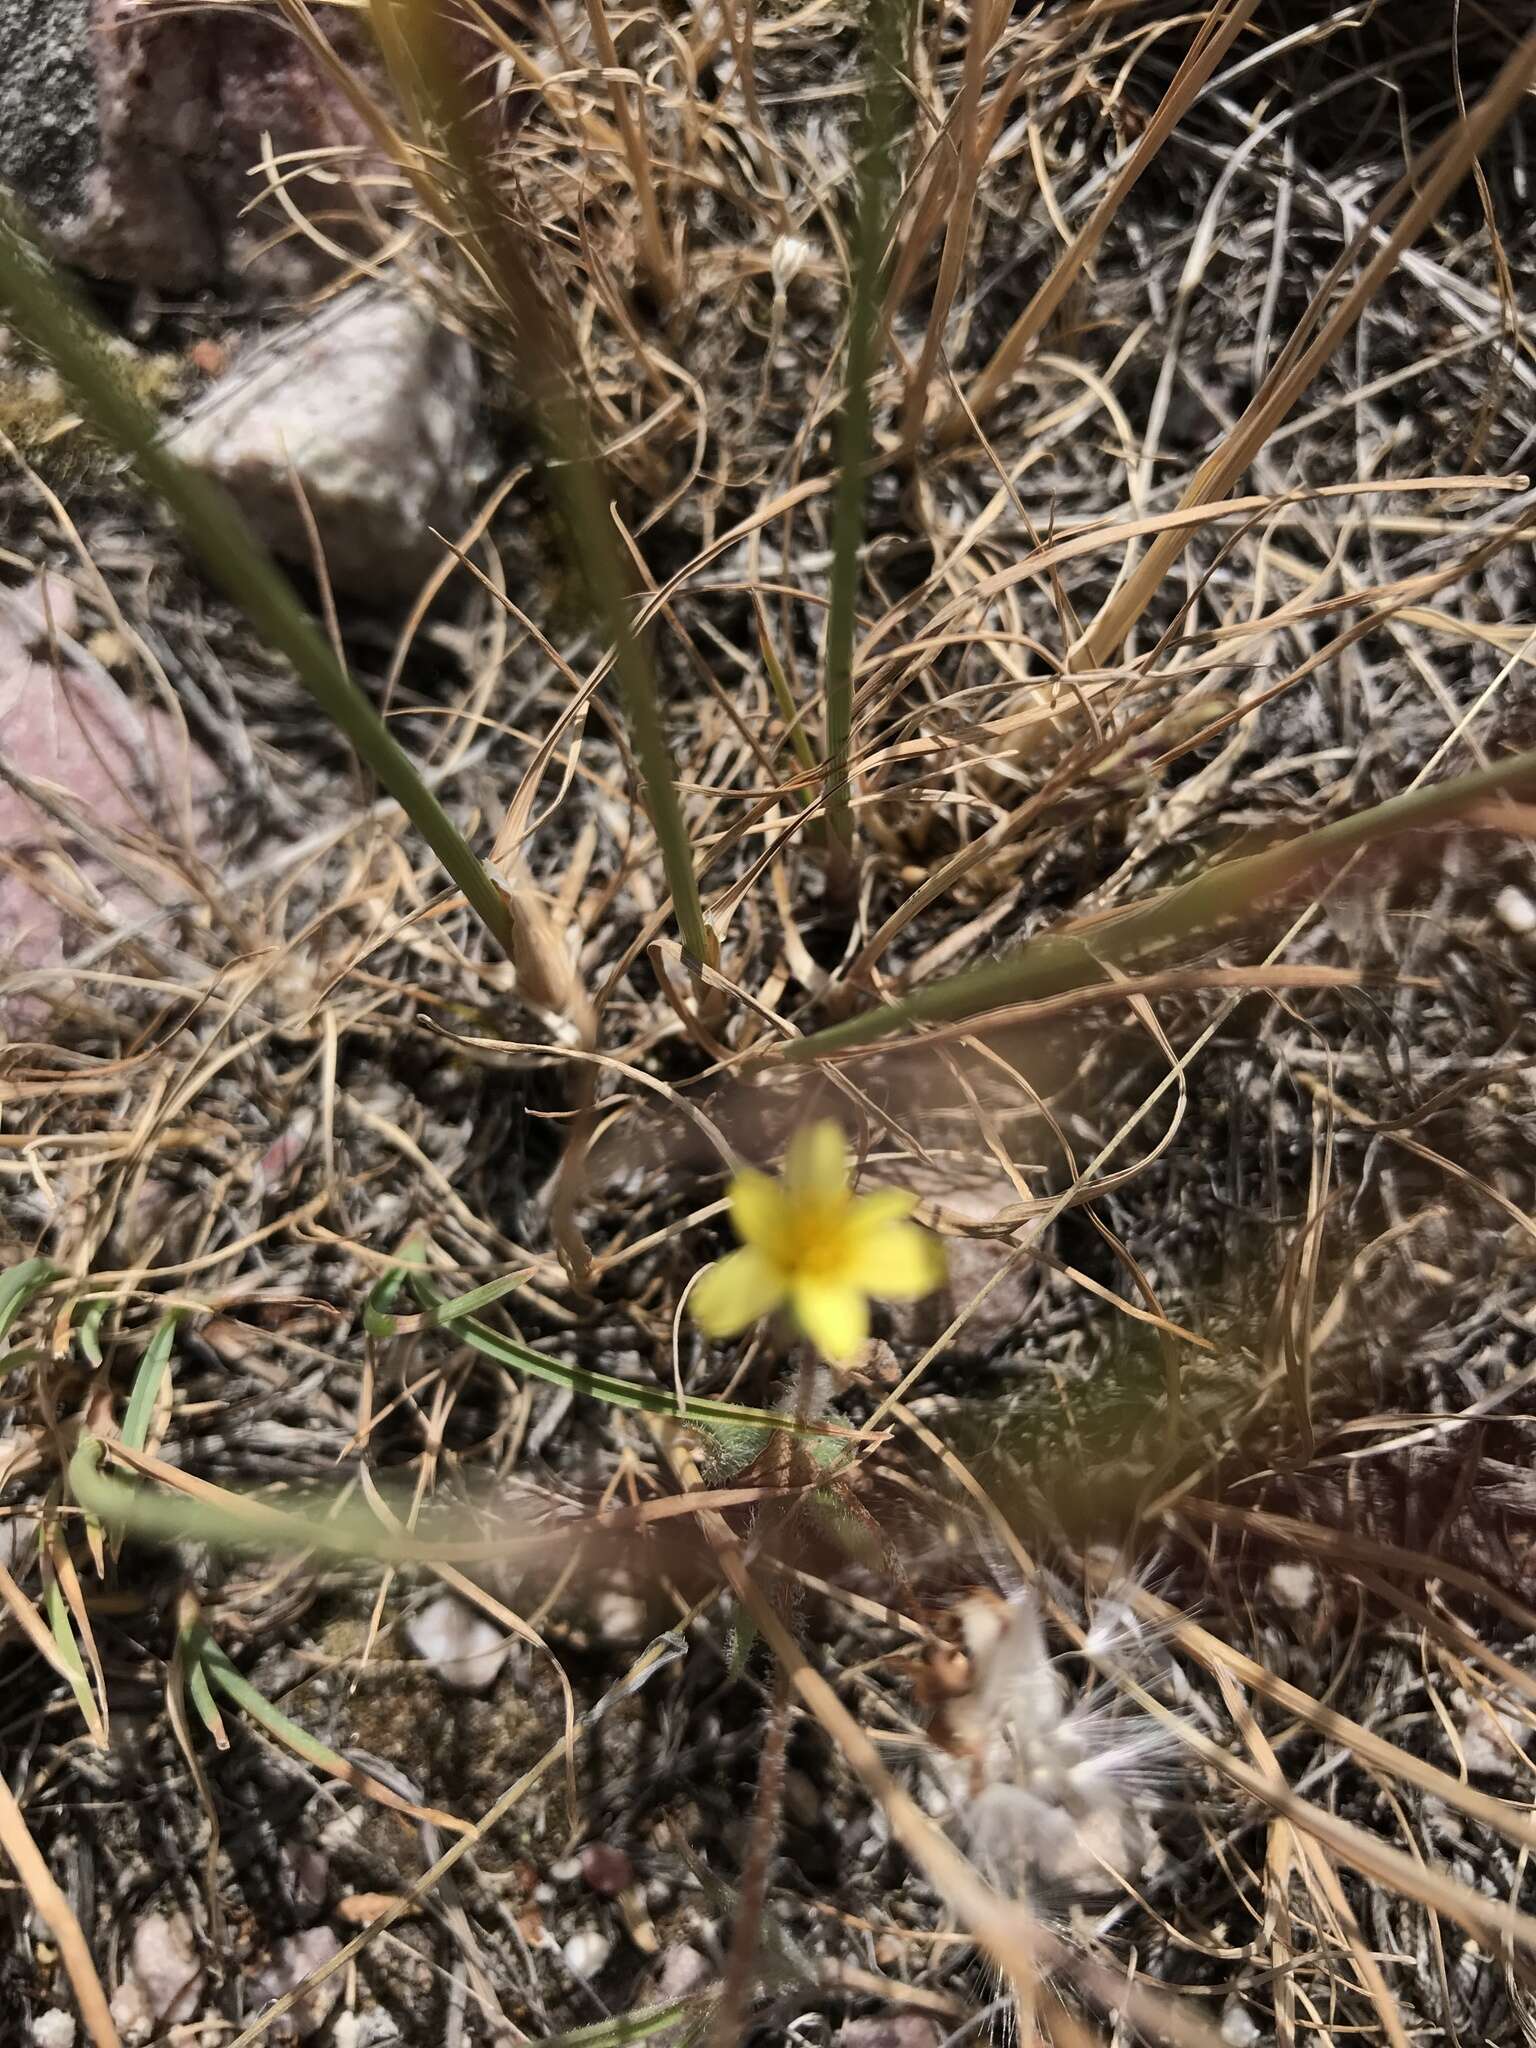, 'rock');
1266,1562,1318,1610
109,1911,203,2040
168,286,479,602
0,2,394,289
405,1591,511,1693
1220,2003,1262,2048
588,1581,651,1645
652,1945,711,2000
638,1946,713,2045
32,2014,76,2048
1494,885,1536,936
0,574,222,1022
251,1928,343,2041
562,1929,613,1979
838,2021,944,2048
